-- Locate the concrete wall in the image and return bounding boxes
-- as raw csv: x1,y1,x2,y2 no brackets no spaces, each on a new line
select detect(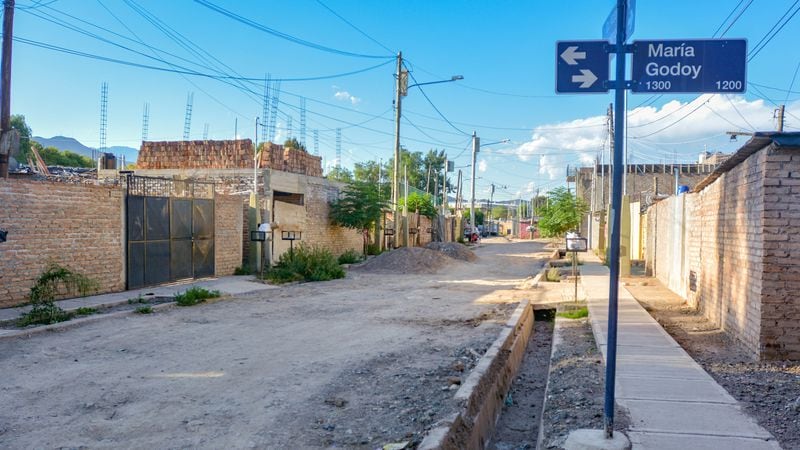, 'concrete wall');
0,179,126,307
